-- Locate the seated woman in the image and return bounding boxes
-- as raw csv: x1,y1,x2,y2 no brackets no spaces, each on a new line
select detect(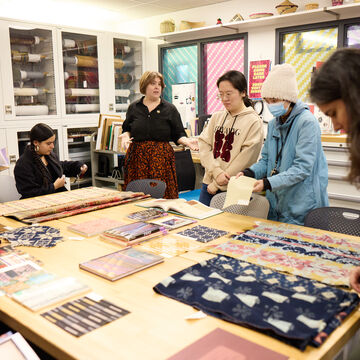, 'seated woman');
14,123,87,199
